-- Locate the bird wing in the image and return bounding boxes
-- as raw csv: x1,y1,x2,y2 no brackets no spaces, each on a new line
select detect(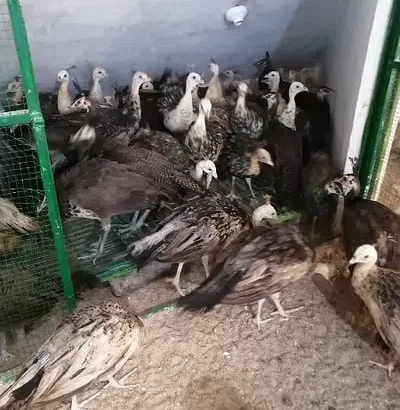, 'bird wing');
0,303,143,408
179,225,313,311
373,270,400,354
0,198,38,233
157,84,184,112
